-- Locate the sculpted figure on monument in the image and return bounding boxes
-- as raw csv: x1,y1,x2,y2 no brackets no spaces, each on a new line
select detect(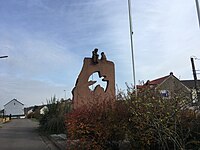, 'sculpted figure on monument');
92,48,99,64
101,52,107,61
